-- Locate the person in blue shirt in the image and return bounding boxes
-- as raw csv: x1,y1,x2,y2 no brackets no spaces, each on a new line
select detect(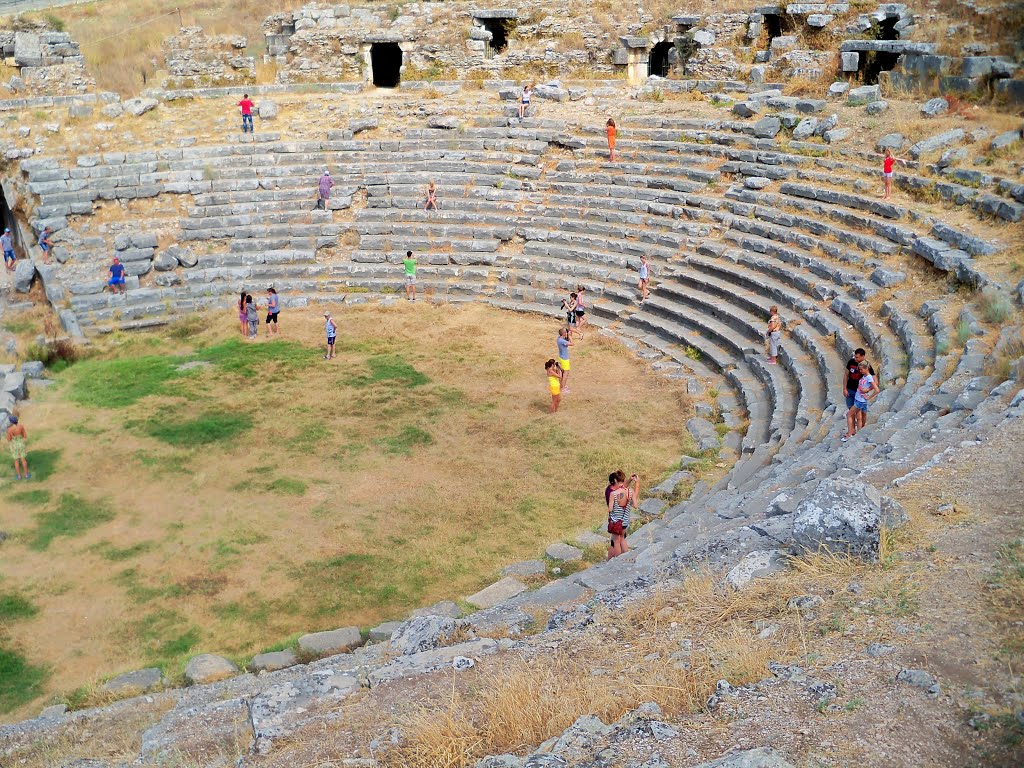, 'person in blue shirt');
1,228,15,271
265,287,280,337
108,256,126,294
324,312,337,360
556,327,573,393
